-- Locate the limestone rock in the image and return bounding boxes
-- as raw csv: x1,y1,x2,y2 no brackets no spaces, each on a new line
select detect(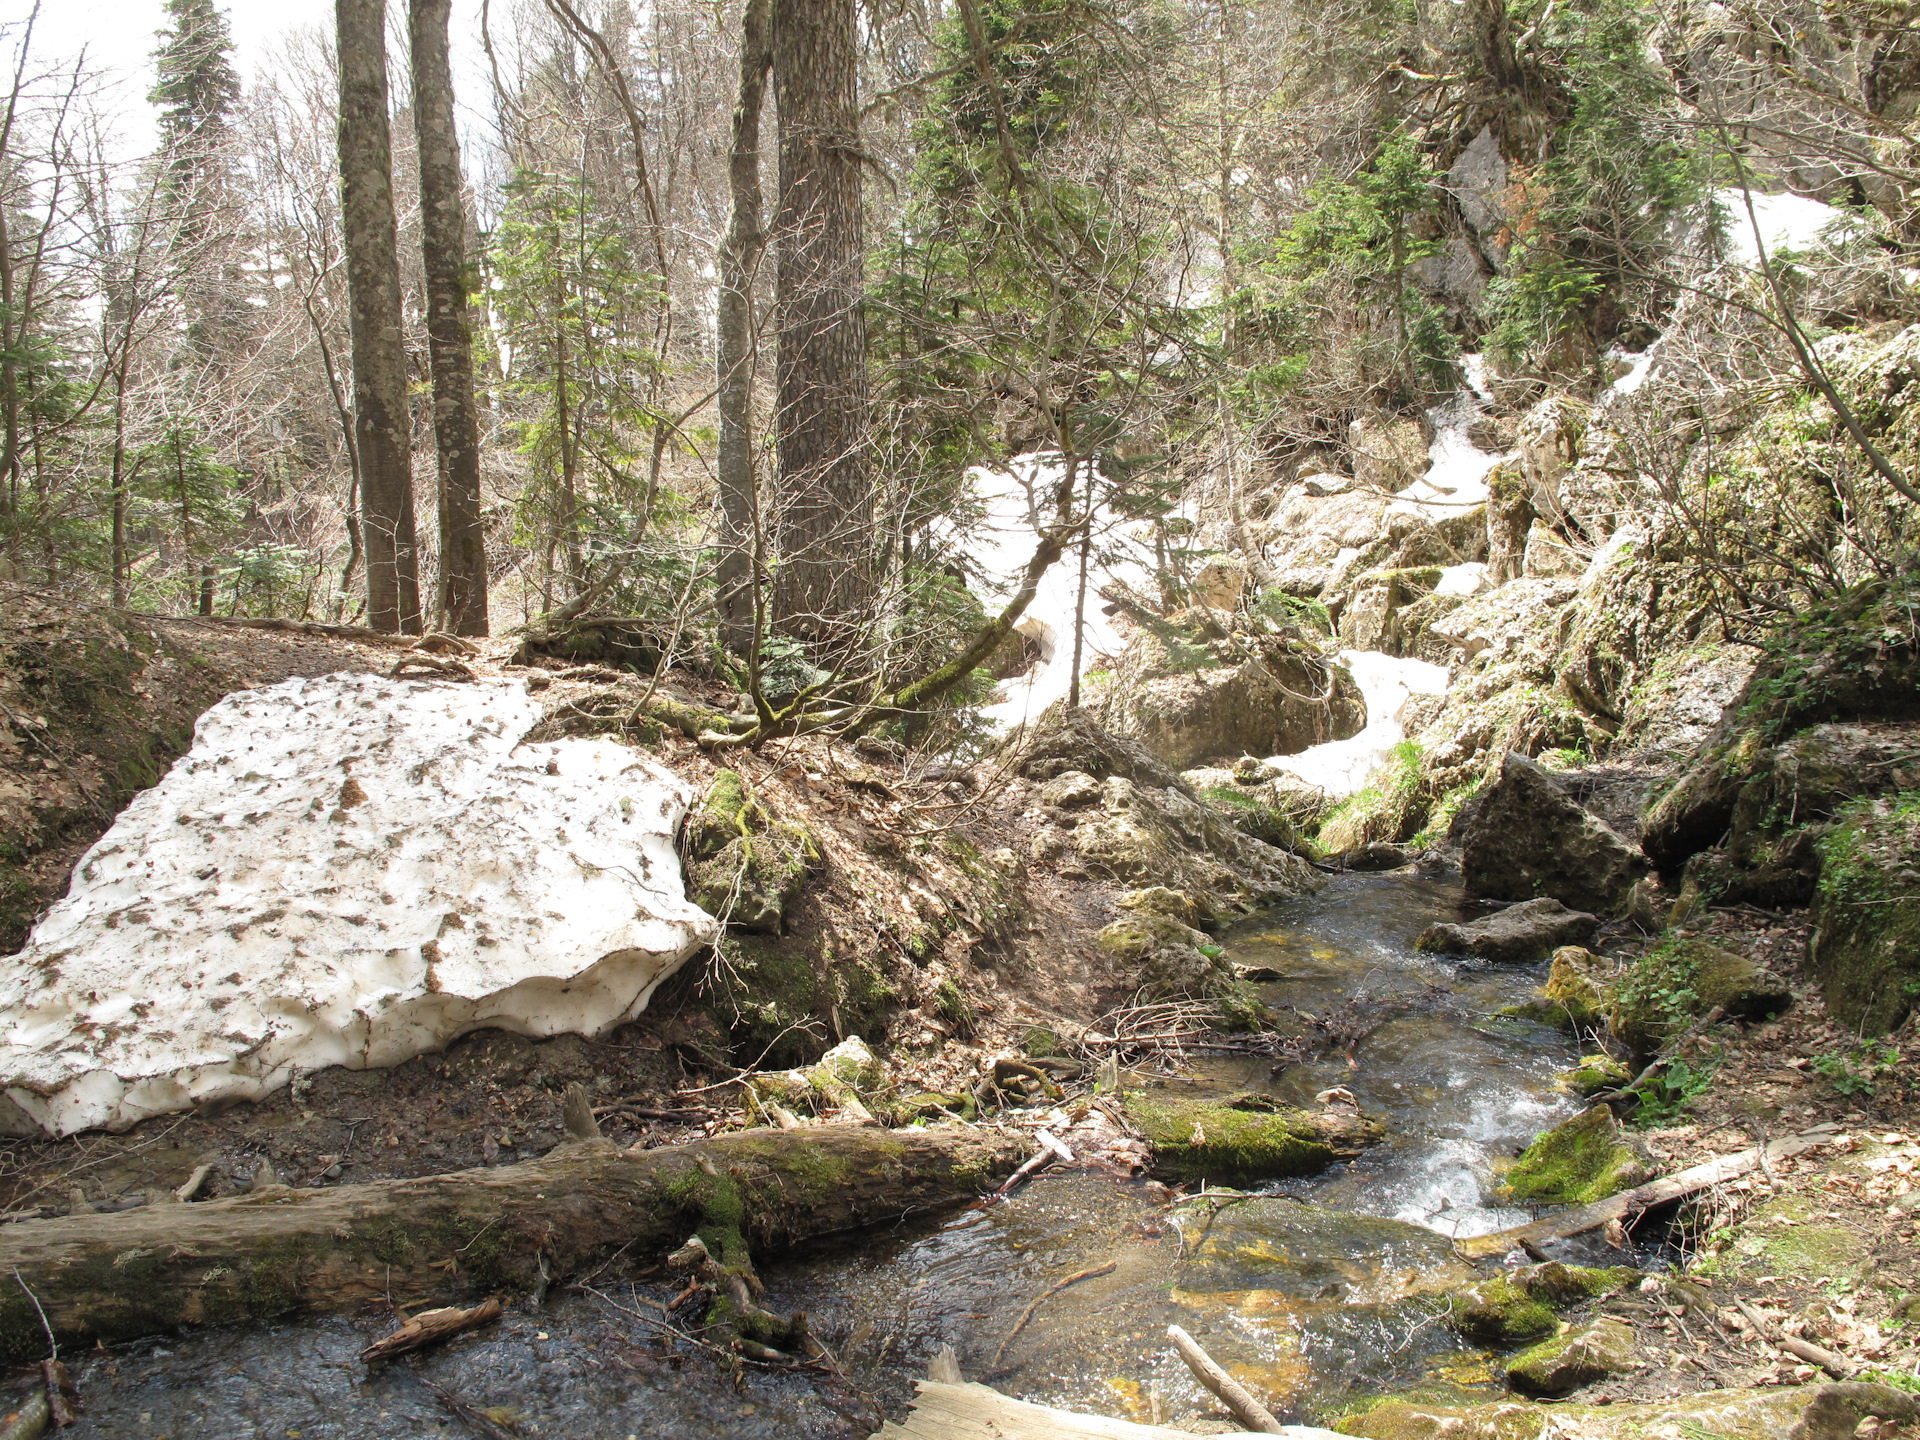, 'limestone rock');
685,769,819,935
1501,945,1611,1029
1446,1263,1636,1345
1338,1386,1846,1440
1521,528,1585,579
1505,1317,1638,1395
1462,752,1647,913
1007,704,1194,795
1426,578,1576,664
1501,1105,1648,1207
1193,554,1250,611
1416,898,1599,964
0,674,717,1137
1448,125,1511,255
